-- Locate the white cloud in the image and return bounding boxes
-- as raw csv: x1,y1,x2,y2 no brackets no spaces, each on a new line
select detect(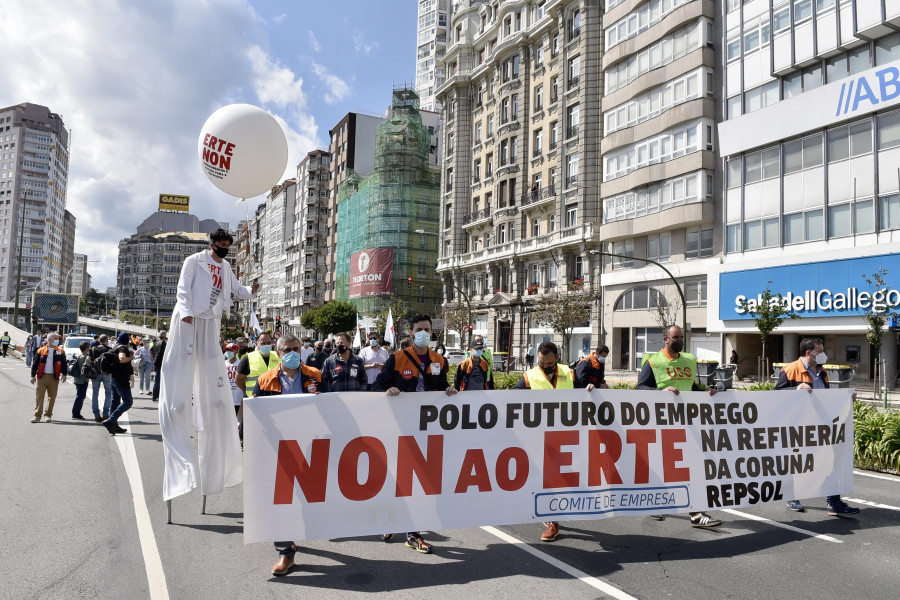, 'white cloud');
311,62,352,105
0,0,321,291
353,32,379,56
308,30,322,53
273,13,287,24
